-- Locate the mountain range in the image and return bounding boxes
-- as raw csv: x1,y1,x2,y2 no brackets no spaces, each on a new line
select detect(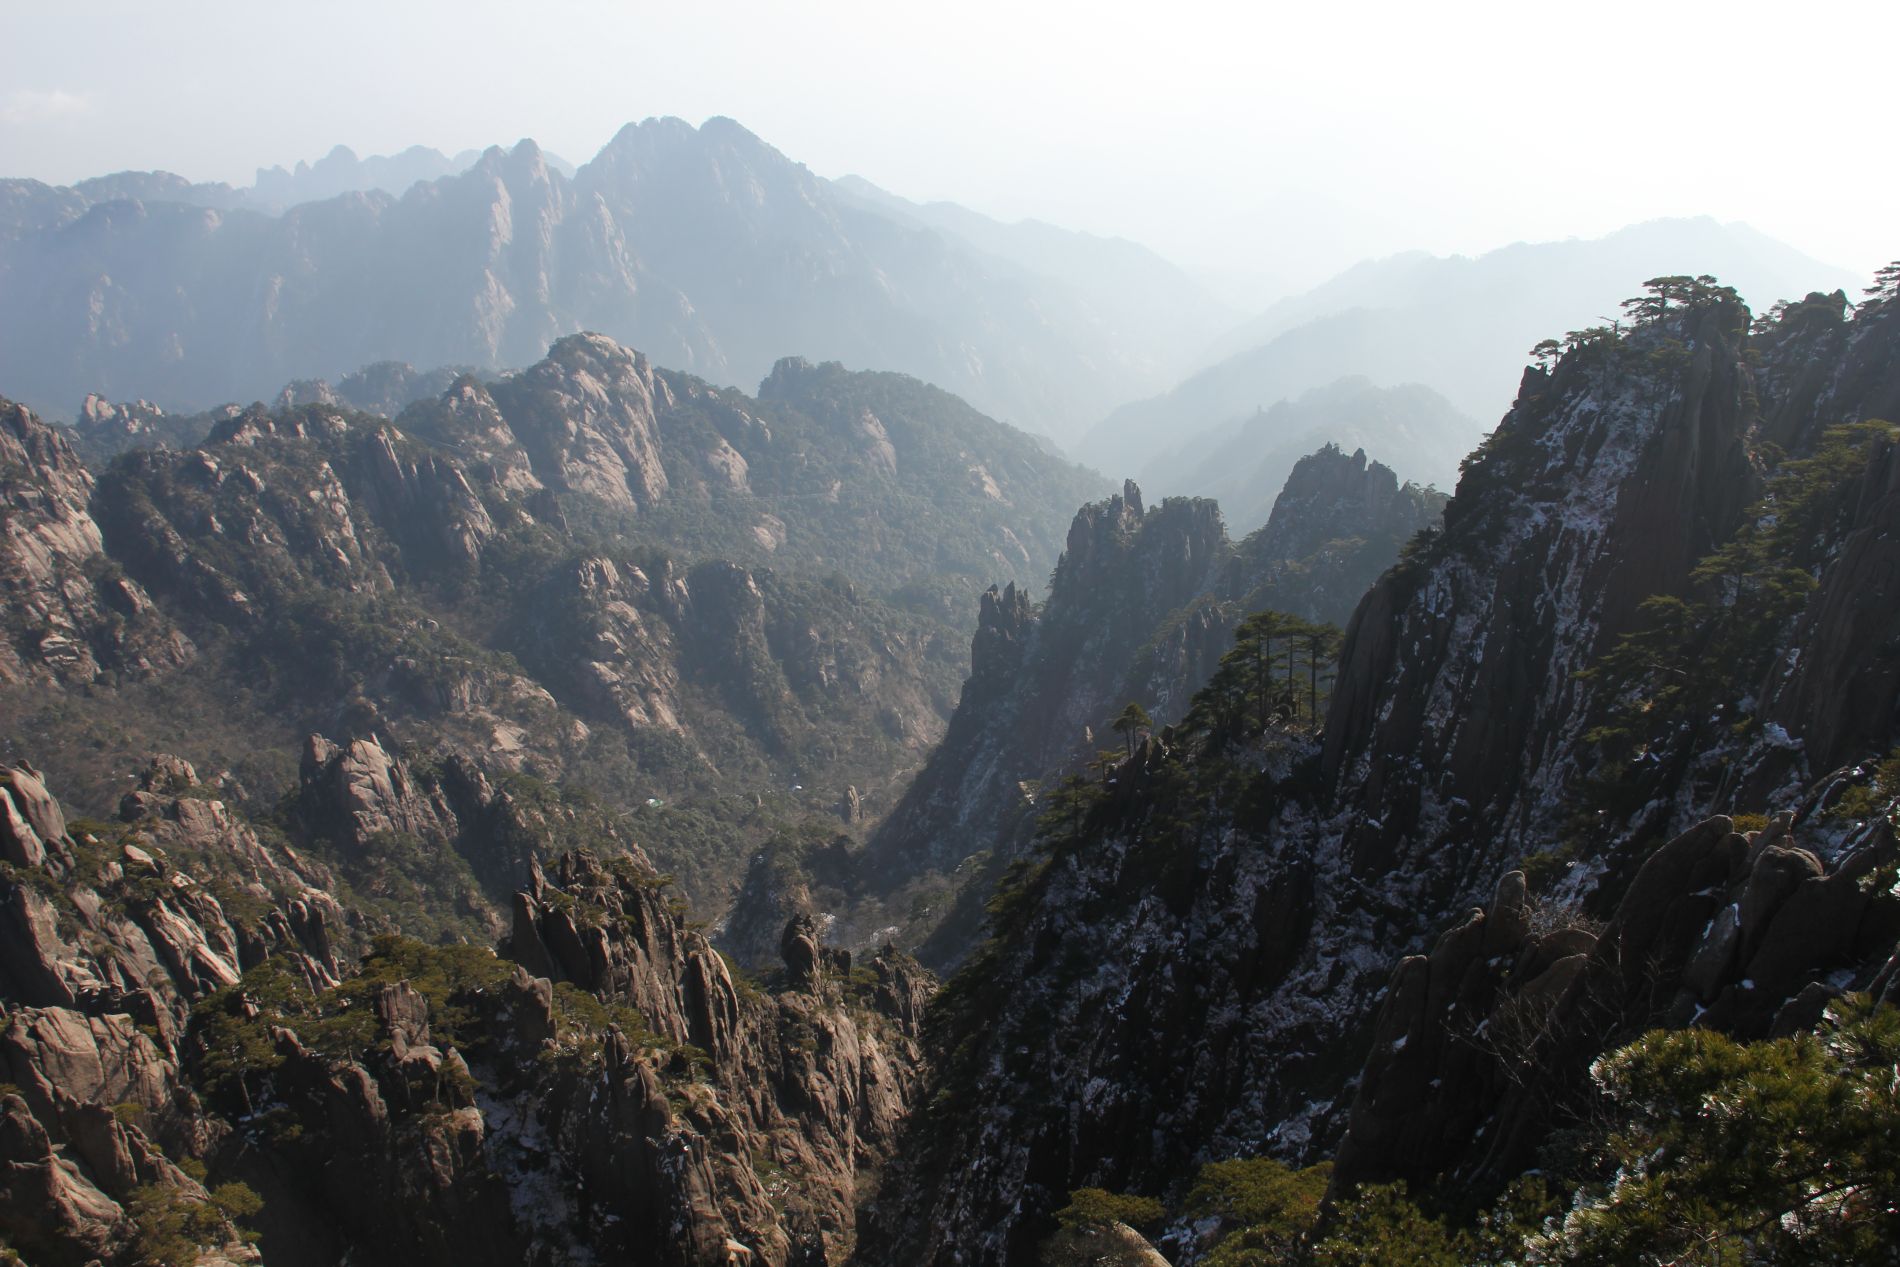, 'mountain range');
5,103,1899,1267
5,265,1900,1264
0,118,1225,446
